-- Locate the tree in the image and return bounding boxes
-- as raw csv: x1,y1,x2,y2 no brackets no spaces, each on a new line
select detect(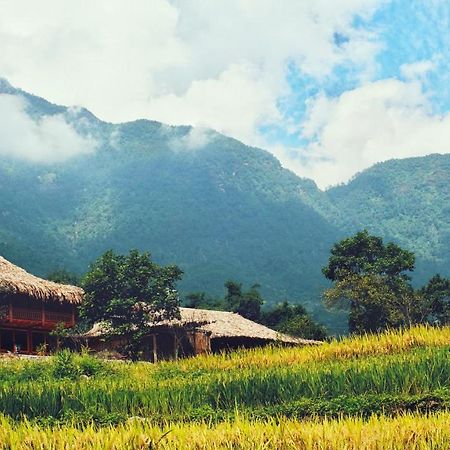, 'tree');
419,274,450,325
323,230,415,282
184,292,224,310
224,281,263,322
80,249,183,359
47,269,80,286
262,301,327,341
322,230,423,333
